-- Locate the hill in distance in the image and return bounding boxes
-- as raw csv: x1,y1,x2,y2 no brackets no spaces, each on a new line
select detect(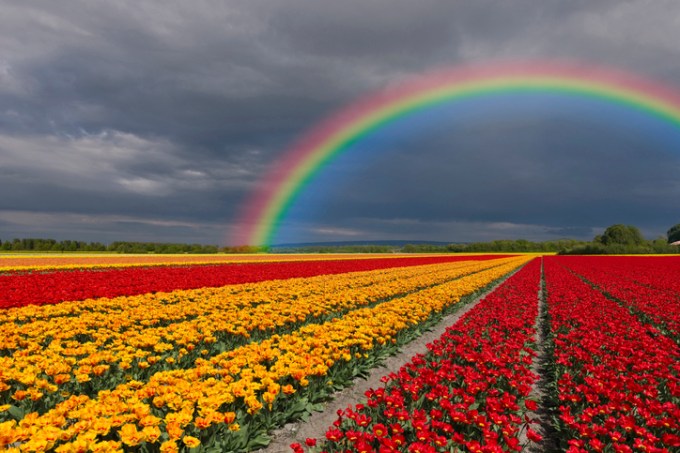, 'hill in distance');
270,240,457,251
